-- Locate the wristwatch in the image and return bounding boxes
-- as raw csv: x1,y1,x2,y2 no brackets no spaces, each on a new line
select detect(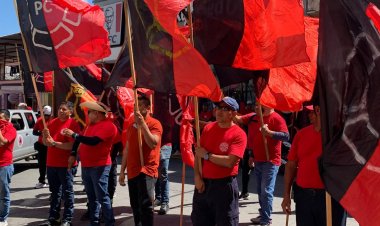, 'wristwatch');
52,141,56,147
204,152,210,160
